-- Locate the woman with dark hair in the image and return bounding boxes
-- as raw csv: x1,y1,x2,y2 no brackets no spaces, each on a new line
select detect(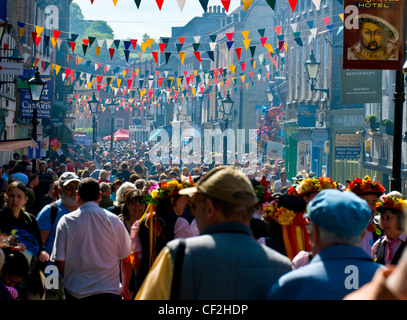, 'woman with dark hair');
0,181,49,299
119,189,147,233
